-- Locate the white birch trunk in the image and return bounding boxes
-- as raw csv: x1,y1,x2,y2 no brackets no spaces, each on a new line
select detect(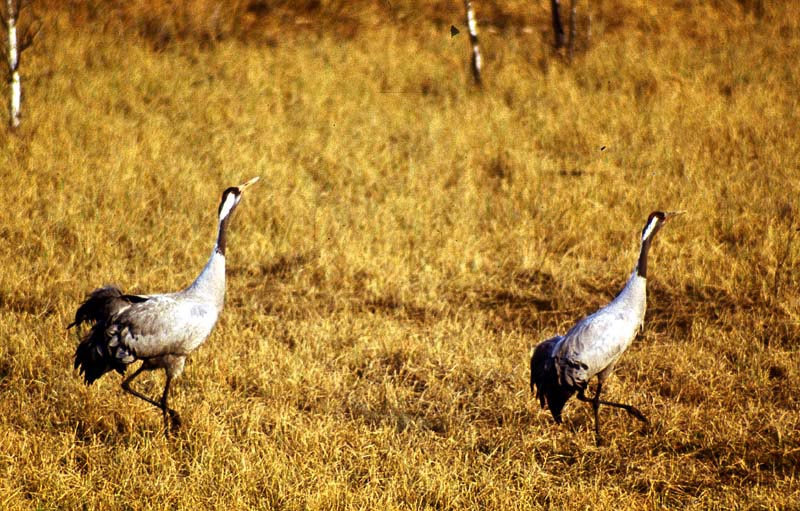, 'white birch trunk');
5,0,20,129
463,0,481,86
568,0,578,62
586,1,592,50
